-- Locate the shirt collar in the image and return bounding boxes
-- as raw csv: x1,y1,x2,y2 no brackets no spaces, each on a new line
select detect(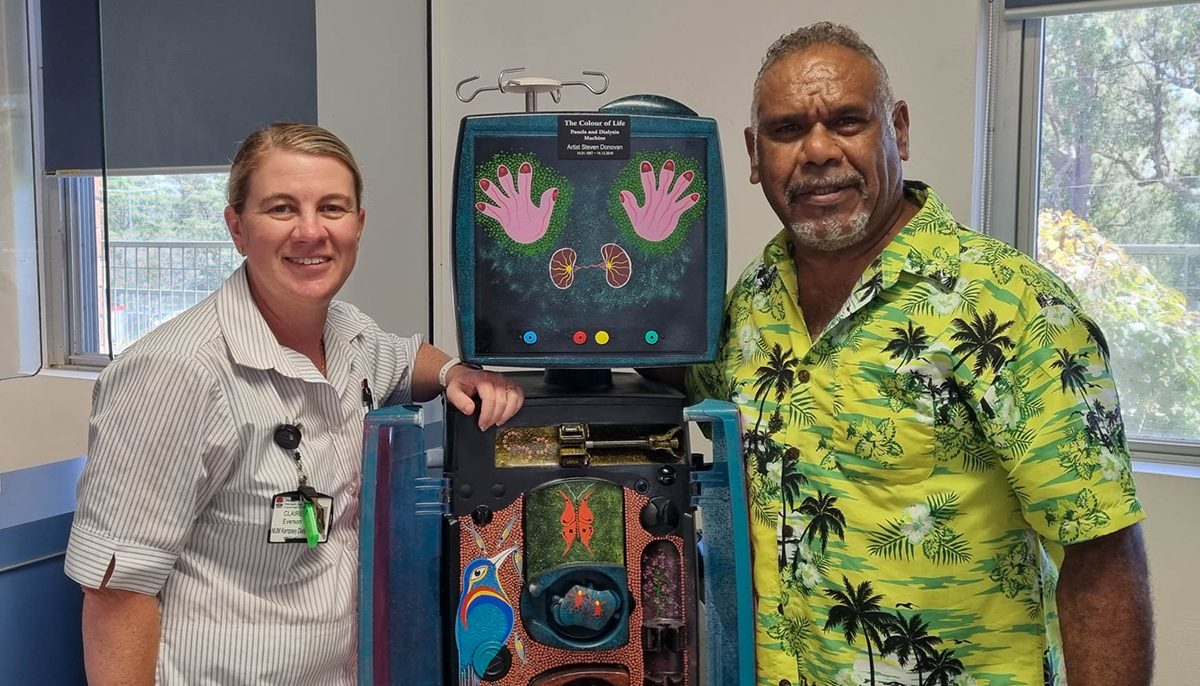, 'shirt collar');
880,181,962,292
216,263,372,379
